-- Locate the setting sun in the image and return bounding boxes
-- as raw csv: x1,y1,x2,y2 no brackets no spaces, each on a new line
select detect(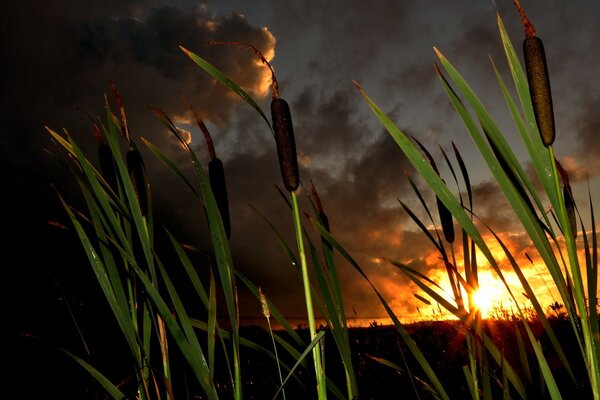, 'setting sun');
472,286,502,317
